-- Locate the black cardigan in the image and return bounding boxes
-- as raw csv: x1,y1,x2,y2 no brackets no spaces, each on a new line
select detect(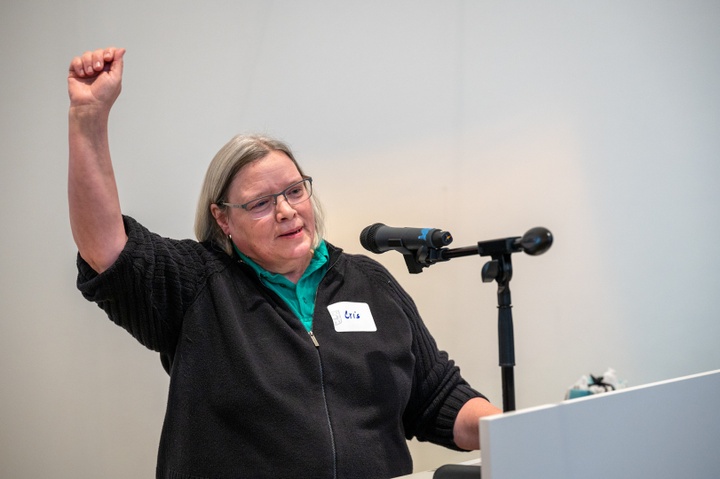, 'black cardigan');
77,216,484,479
